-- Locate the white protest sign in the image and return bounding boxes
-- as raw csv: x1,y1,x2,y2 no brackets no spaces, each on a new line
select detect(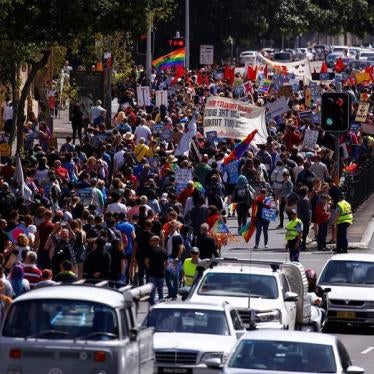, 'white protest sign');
175,168,193,192
361,123,374,135
155,90,168,108
175,116,197,157
203,96,268,143
266,97,289,118
355,102,370,123
199,45,214,65
303,129,319,150
136,86,151,107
